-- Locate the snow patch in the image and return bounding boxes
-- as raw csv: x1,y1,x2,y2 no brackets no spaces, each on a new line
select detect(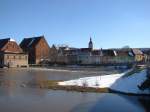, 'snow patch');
111,70,149,94
58,73,124,88
10,38,16,42
28,38,35,47
58,70,150,94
